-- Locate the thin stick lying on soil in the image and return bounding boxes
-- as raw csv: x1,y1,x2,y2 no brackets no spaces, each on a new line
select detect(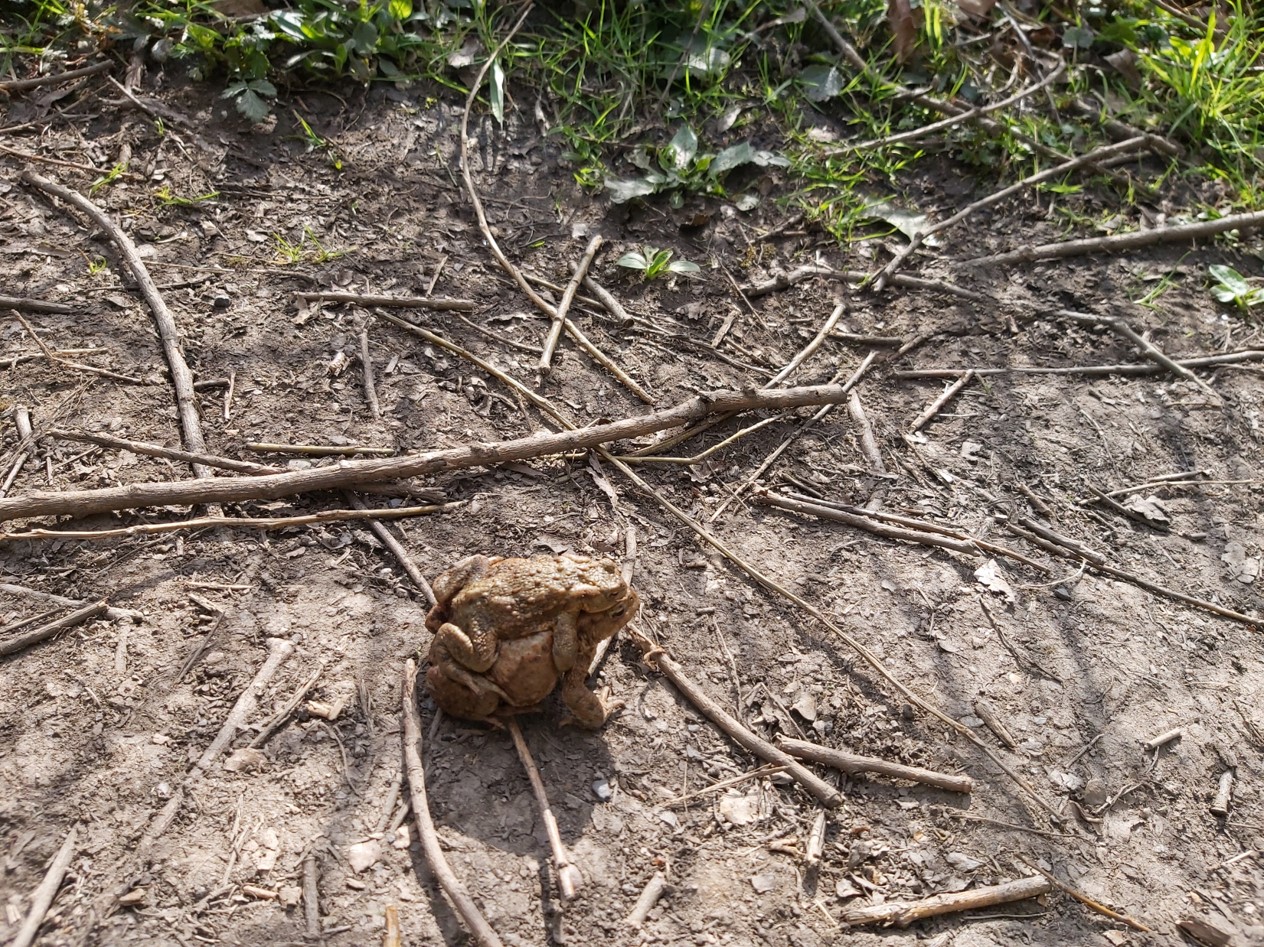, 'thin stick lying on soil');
11,310,149,385
245,442,395,457
1017,857,1151,932
297,291,475,311
709,352,877,519
11,824,79,947
1056,309,1218,397
908,370,974,432
402,660,505,947
0,60,111,92
359,328,381,420
0,383,859,523
506,718,583,899
20,171,213,479
1,503,461,542
49,428,280,475
630,629,843,808
540,234,603,373
839,874,1052,927
895,349,1264,377
741,265,989,302
778,738,974,793
1,405,34,499
1005,519,1260,627
0,295,76,314
344,491,438,606
105,639,295,914
625,873,668,928
874,136,1153,289
765,491,1050,573
0,583,140,621
966,208,1264,267
452,18,652,404
0,599,108,657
